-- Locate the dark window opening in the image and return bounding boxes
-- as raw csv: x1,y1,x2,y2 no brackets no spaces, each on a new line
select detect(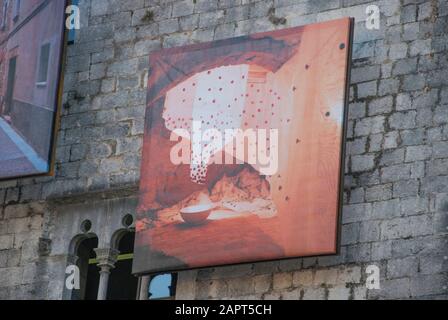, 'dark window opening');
72,237,99,300
106,232,139,300
37,43,50,85
1,1,8,30
3,56,17,116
